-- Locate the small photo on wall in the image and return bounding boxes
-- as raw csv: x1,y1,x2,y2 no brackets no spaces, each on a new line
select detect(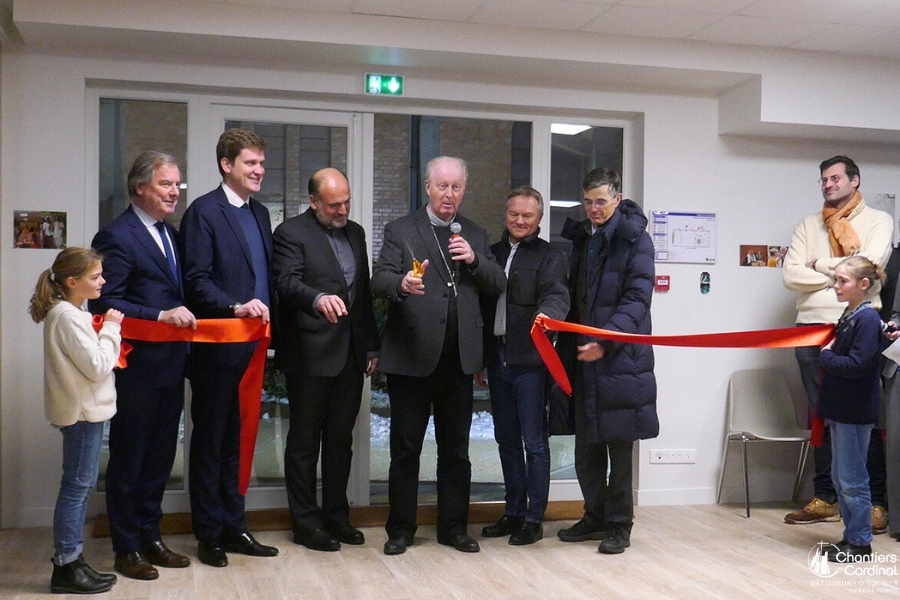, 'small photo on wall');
740,244,768,267
767,245,788,268
14,211,67,249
